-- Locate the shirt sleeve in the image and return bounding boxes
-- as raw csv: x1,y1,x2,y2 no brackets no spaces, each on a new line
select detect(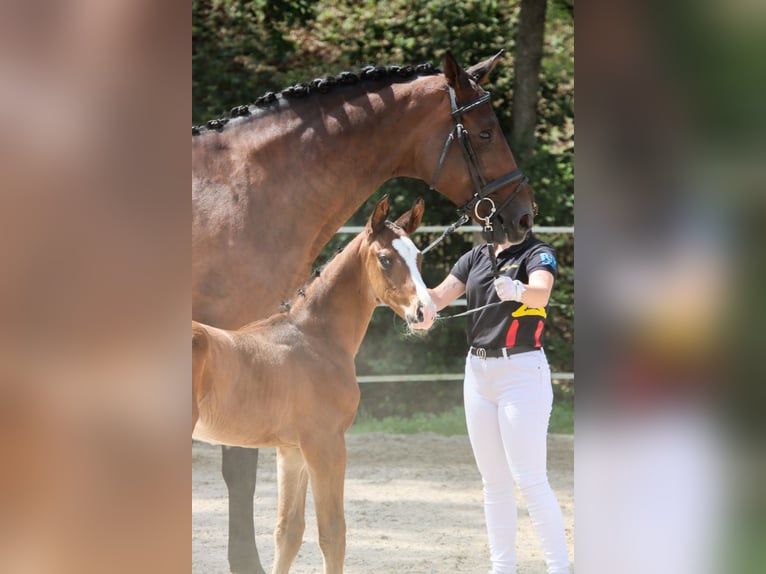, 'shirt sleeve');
450,248,475,284
527,245,559,279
